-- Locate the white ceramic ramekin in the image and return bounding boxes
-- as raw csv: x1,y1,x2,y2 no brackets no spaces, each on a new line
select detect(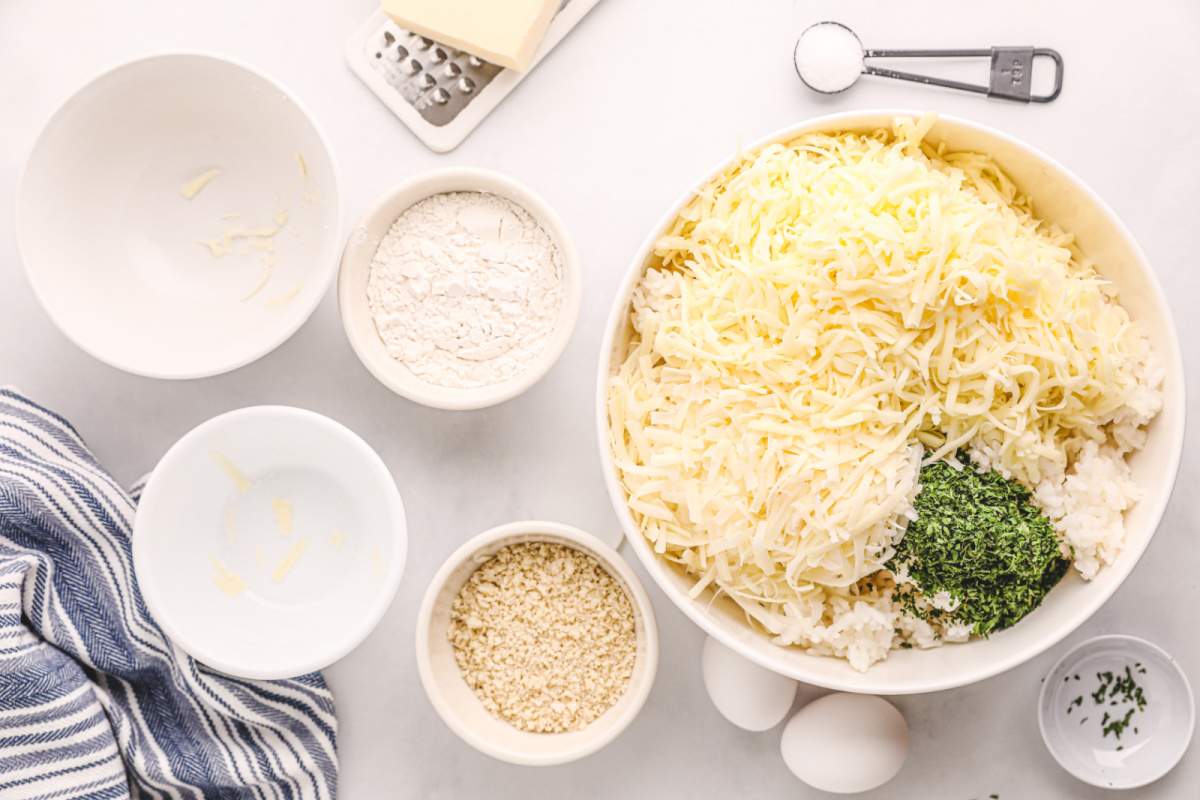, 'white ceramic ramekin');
415,520,658,766
1039,635,1195,789
338,167,582,410
595,110,1186,695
